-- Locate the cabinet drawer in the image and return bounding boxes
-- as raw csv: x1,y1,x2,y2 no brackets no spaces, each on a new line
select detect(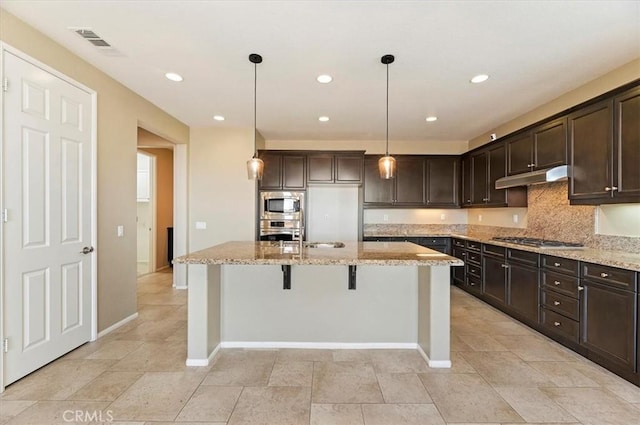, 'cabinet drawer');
542,270,580,298
483,244,506,258
467,276,482,293
466,240,481,252
452,238,466,248
542,255,579,276
466,251,482,265
508,249,540,267
582,263,637,292
541,289,580,320
466,263,482,279
541,308,579,342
